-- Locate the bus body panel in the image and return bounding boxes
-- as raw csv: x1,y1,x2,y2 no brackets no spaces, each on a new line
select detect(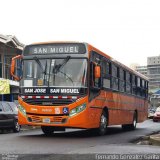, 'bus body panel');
18,89,148,128
88,90,148,126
